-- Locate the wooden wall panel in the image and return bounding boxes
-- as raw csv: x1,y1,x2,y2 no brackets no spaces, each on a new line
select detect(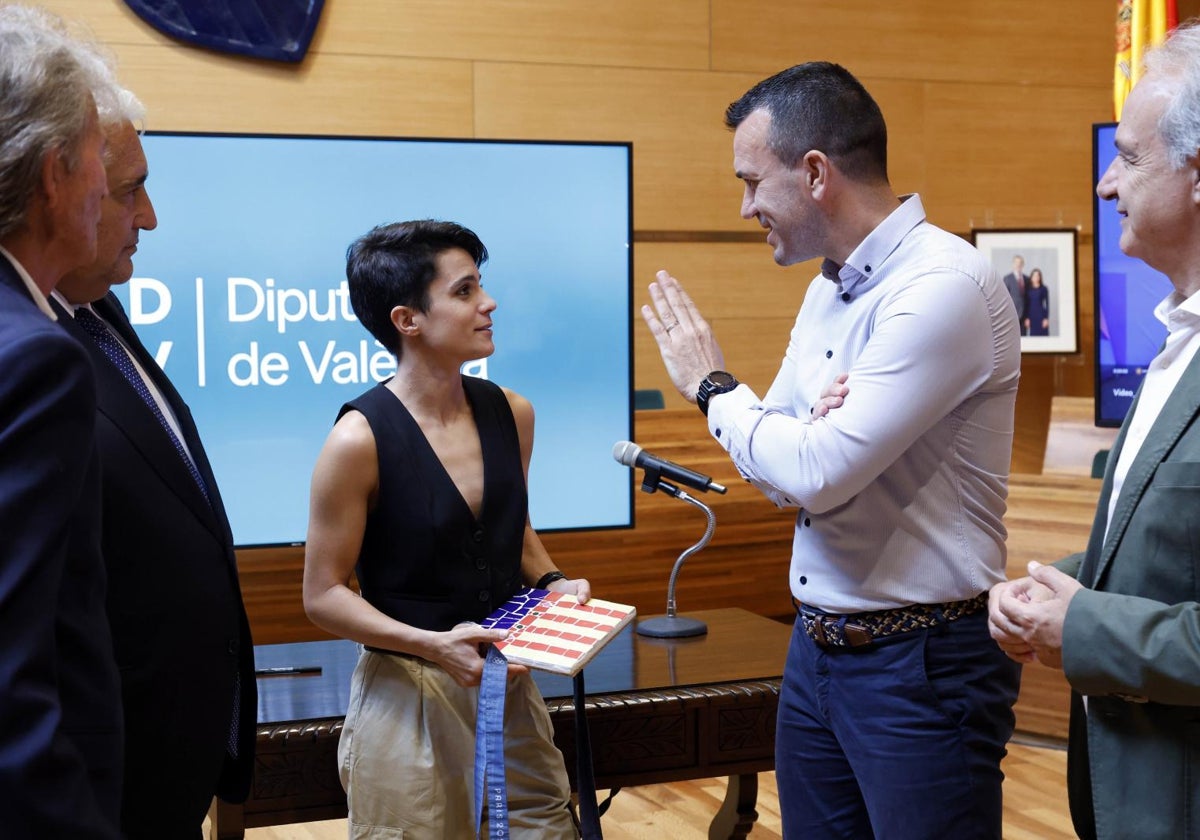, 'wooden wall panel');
315,0,711,70
856,81,930,198
45,0,713,70
114,47,474,135
38,0,173,48
476,67,931,233
711,0,1112,88
475,63,760,230
921,82,1111,231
